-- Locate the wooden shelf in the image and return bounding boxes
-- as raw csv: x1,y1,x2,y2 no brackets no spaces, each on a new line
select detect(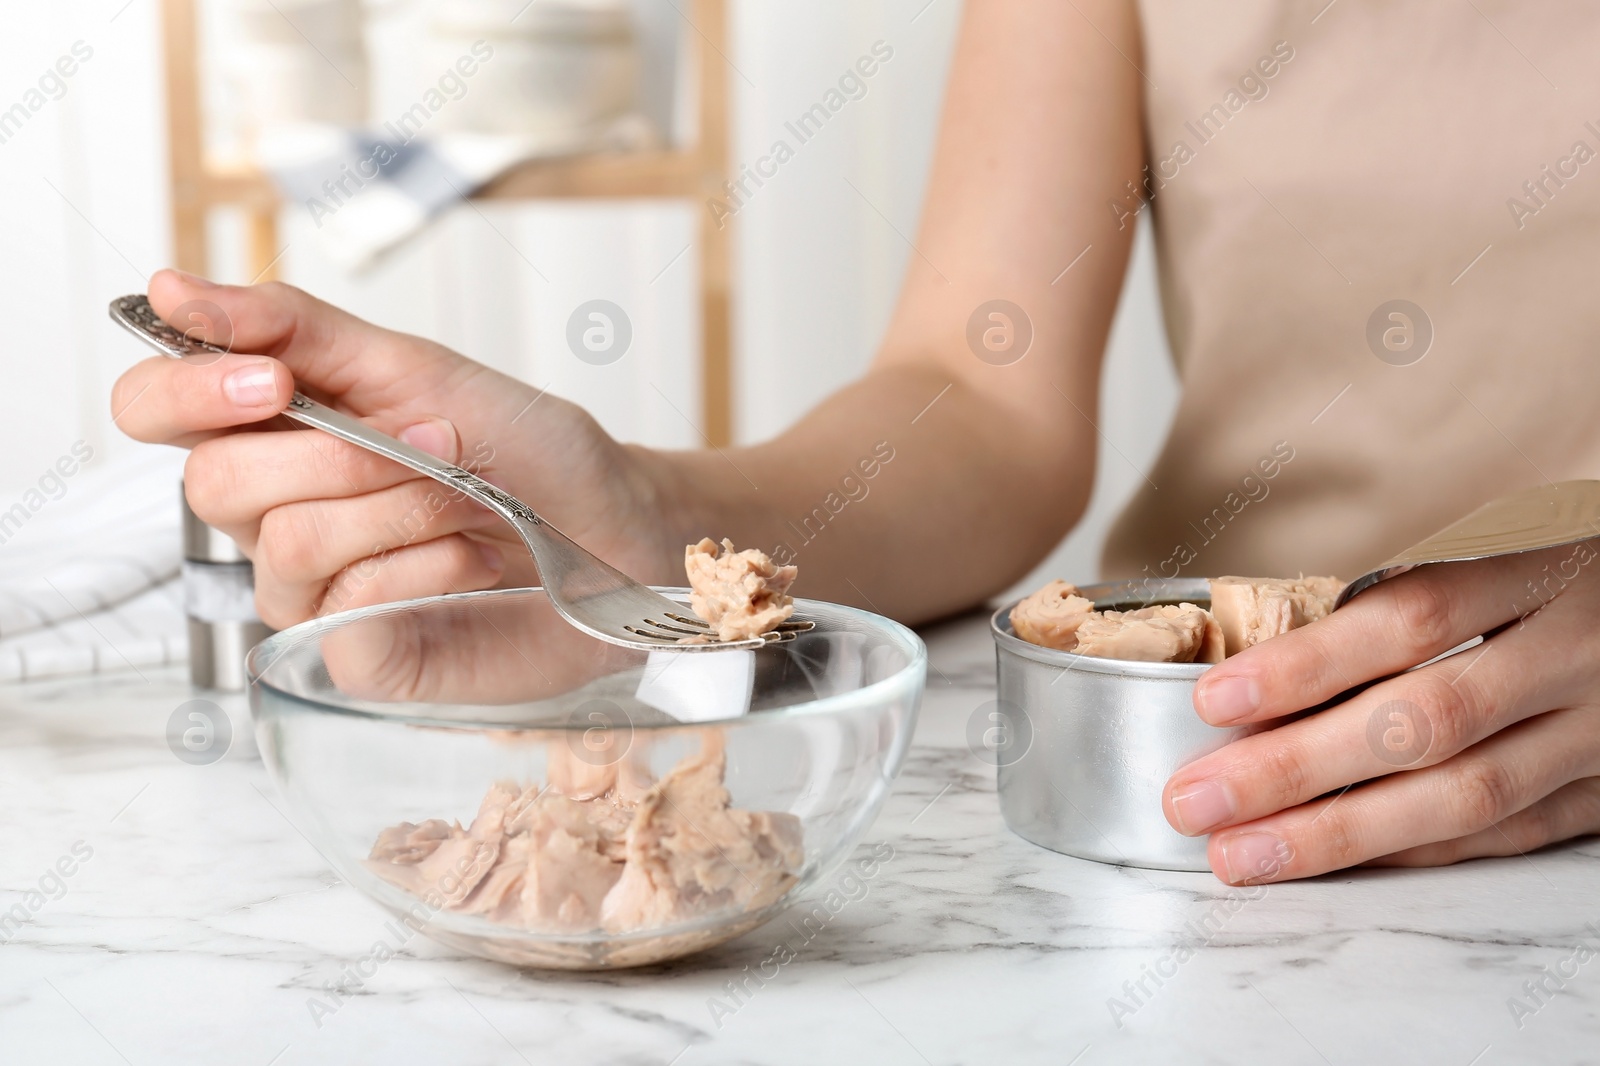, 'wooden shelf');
199,149,710,209
478,149,708,199
161,0,734,445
